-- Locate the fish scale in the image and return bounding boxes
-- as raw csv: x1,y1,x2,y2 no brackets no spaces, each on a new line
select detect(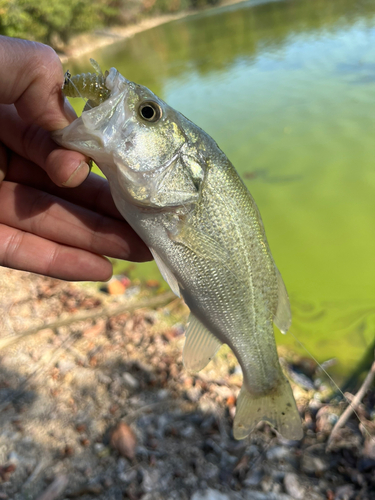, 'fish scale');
54,64,303,440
